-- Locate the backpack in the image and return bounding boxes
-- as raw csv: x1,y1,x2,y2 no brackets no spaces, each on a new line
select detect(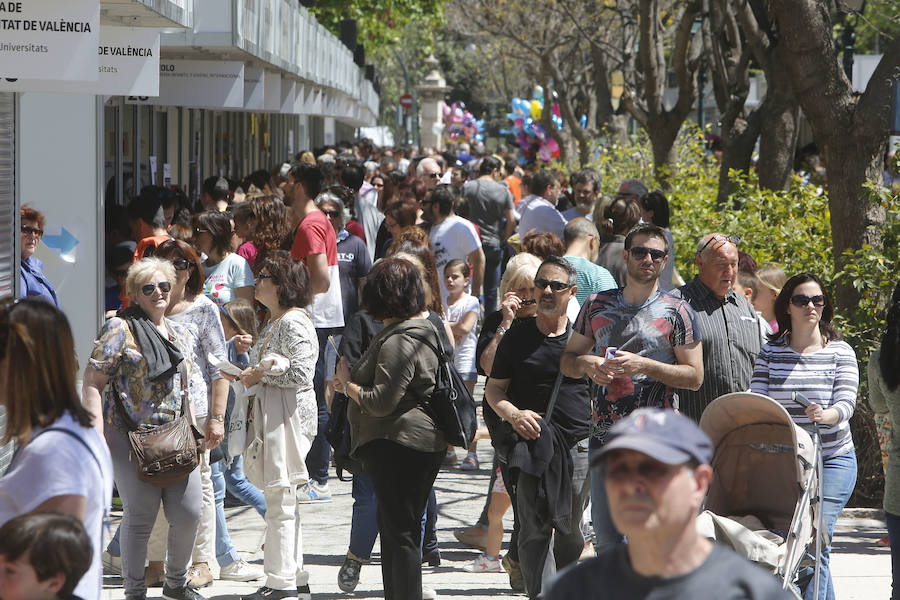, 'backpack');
325,392,365,481
403,328,478,448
